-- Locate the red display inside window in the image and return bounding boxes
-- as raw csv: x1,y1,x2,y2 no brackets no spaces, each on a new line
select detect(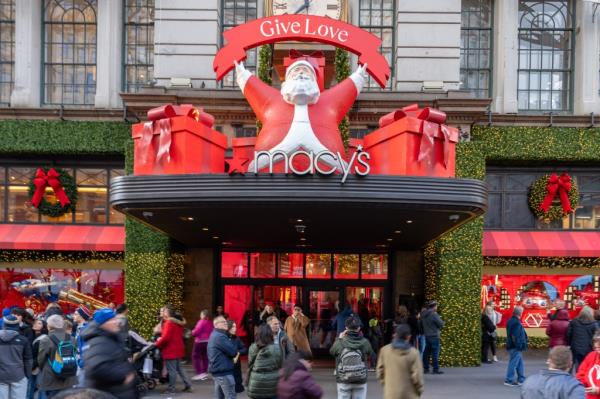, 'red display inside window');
334,254,359,279
306,253,331,279
221,252,248,278
224,285,252,338
361,254,388,279
250,252,276,278
346,286,383,320
278,253,304,278
0,268,124,316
